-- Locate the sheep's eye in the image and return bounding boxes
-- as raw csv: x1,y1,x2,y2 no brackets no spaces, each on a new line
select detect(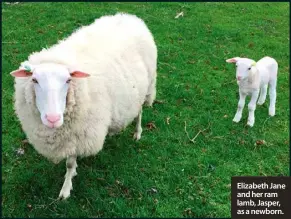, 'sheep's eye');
32,78,38,84
66,79,72,84
248,67,251,70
